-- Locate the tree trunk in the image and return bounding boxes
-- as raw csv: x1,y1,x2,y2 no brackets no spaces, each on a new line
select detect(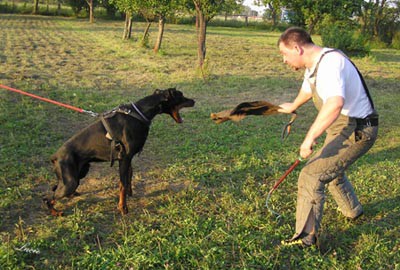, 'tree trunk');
123,12,133,40
154,16,165,53
360,1,372,35
195,13,199,35
373,0,386,37
57,0,61,15
196,9,207,68
269,4,277,26
141,21,151,47
88,0,94,23
32,0,39,14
